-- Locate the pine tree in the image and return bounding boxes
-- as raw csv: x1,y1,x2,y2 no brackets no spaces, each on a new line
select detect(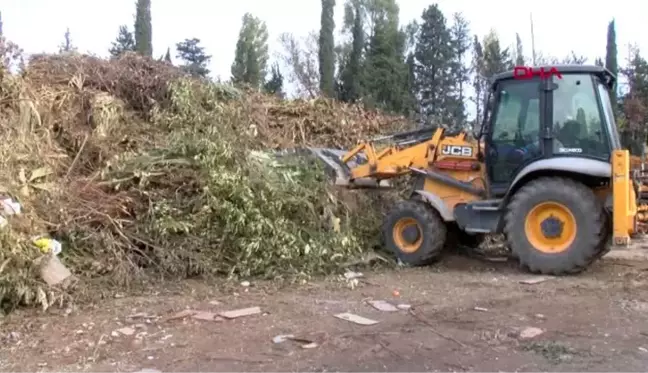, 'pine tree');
319,0,336,97
481,30,510,77
264,63,284,97
363,22,407,112
109,25,136,57
471,35,486,126
620,49,648,126
361,0,409,113
231,13,269,88
176,38,211,78
413,4,455,124
134,0,153,57
448,12,471,127
58,28,77,53
478,31,511,125
404,52,417,116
